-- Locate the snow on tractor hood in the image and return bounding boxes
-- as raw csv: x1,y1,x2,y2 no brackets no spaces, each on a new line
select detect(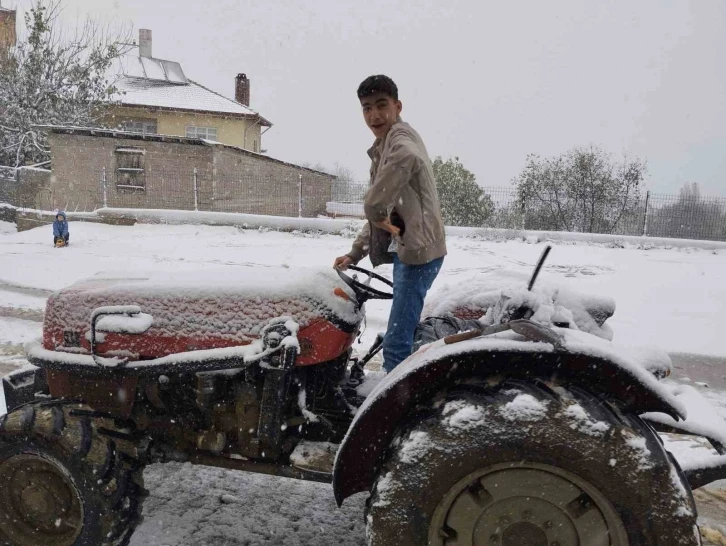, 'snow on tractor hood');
424,270,616,341
42,267,361,348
